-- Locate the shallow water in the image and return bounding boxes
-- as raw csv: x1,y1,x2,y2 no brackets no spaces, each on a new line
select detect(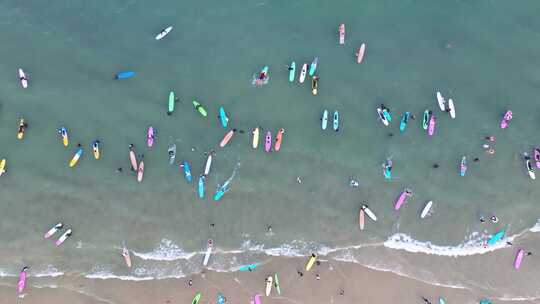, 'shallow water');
0,0,539,300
